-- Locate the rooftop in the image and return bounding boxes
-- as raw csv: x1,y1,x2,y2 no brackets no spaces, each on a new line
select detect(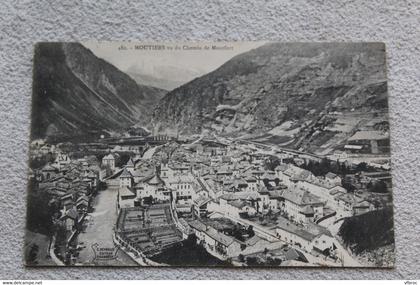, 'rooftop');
348,130,389,141
103,153,115,160
282,188,323,206
276,216,331,241
188,220,237,247
119,186,136,197
119,168,133,178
